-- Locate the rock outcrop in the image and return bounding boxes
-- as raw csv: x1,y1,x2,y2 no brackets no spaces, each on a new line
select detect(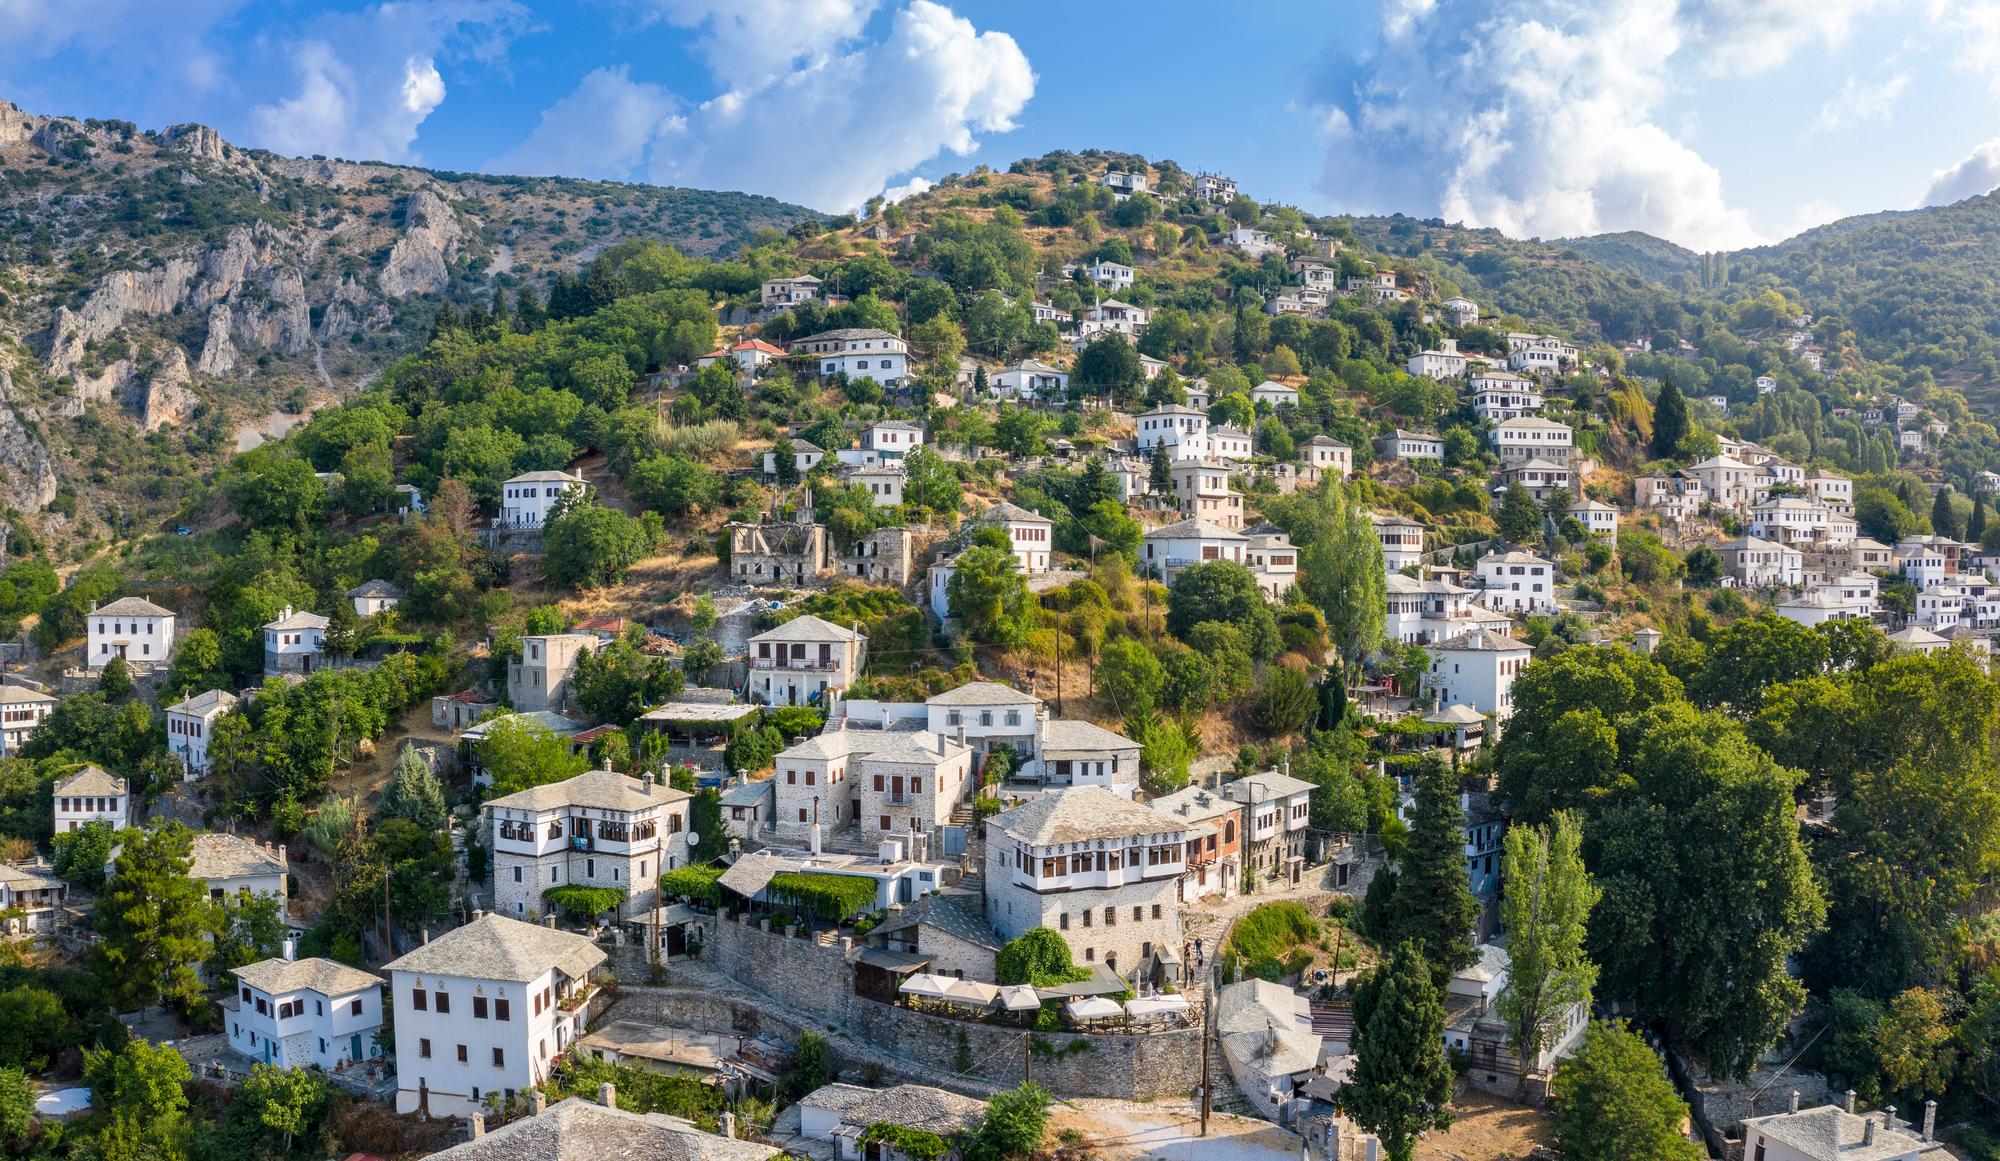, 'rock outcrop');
141,348,199,432
0,101,36,148
160,122,227,163
0,368,59,512
196,303,237,375
379,189,464,298
317,276,394,343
